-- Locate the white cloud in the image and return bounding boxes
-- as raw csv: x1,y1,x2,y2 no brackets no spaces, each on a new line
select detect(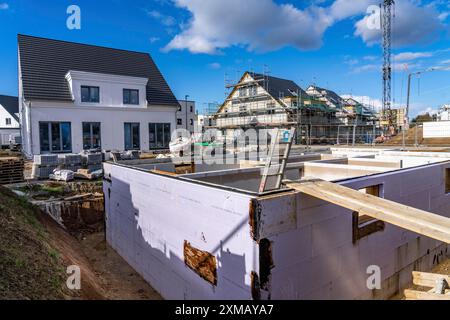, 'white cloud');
393,51,433,62
163,0,447,54
350,61,415,73
164,0,334,54
355,0,444,47
363,55,378,61
416,107,438,116
344,57,359,65
438,11,450,21
0,3,9,10
208,62,221,69
149,37,160,43
147,10,176,27
329,0,374,20
351,63,379,73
